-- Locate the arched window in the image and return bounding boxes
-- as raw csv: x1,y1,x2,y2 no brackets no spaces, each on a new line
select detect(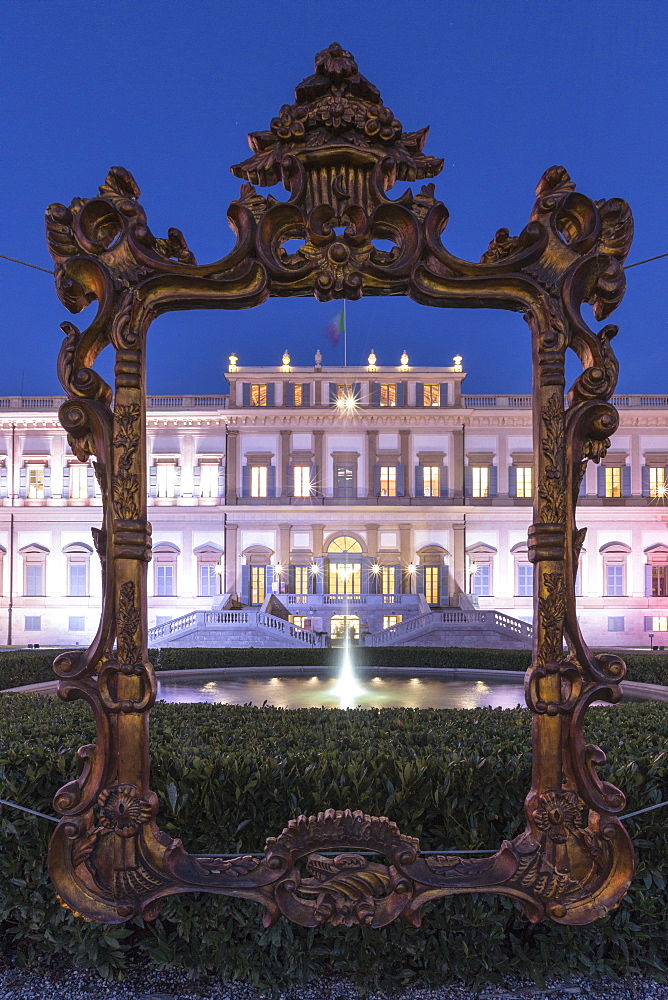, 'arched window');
153,542,180,597
327,535,363,554
20,543,49,597
466,542,497,597
63,542,93,597
645,544,668,597
194,543,224,597
600,542,631,597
